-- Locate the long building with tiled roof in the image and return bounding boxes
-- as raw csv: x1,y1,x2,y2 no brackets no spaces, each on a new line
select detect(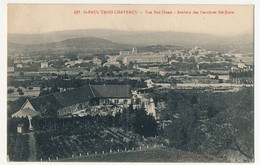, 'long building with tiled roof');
11,85,132,118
